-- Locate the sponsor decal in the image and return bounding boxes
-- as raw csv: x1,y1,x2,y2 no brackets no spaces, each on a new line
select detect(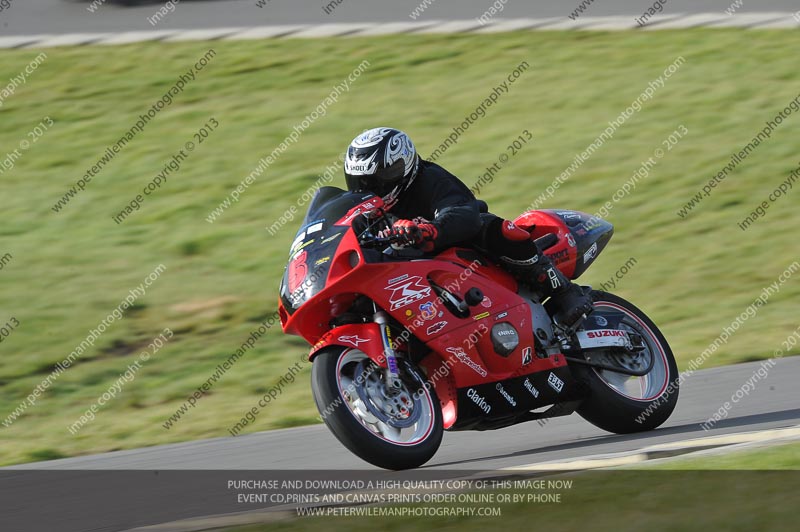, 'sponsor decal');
314,256,331,267
404,309,415,320
524,378,540,398
287,250,308,292
566,233,577,248
290,231,317,255
387,274,409,285
306,222,324,234
419,301,437,321
339,335,369,348
549,248,570,264
500,255,539,266
467,388,491,414
522,347,532,365
426,321,448,335
293,239,315,254
385,275,432,311
339,199,382,225
290,231,306,253
491,323,519,356
595,315,608,327
495,311,509,320
583,242,598,263
481,296,492,308
446,346,487,377
496,382,517,407
547,268,561,289
547,372,565,393
587,330,627,339
473,311,490,321
311,338,326,352
556,210,581,220
583,217,604,231
340,208,365,225
320,232,343,245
